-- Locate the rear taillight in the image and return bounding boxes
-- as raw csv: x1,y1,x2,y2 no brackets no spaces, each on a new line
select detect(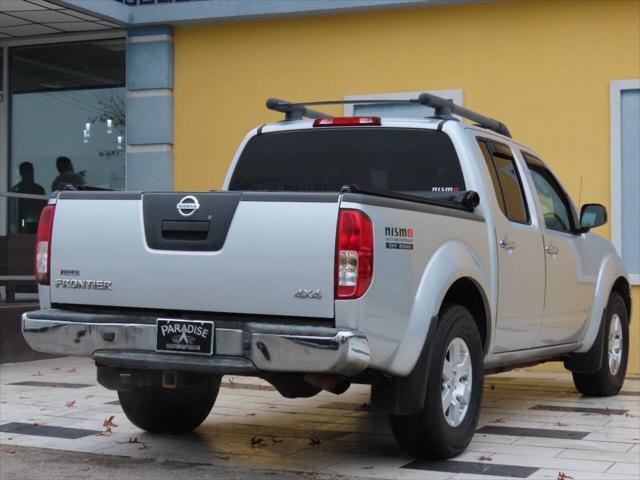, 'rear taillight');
35,205,55,285
335,209,373,299
314,116,381,127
